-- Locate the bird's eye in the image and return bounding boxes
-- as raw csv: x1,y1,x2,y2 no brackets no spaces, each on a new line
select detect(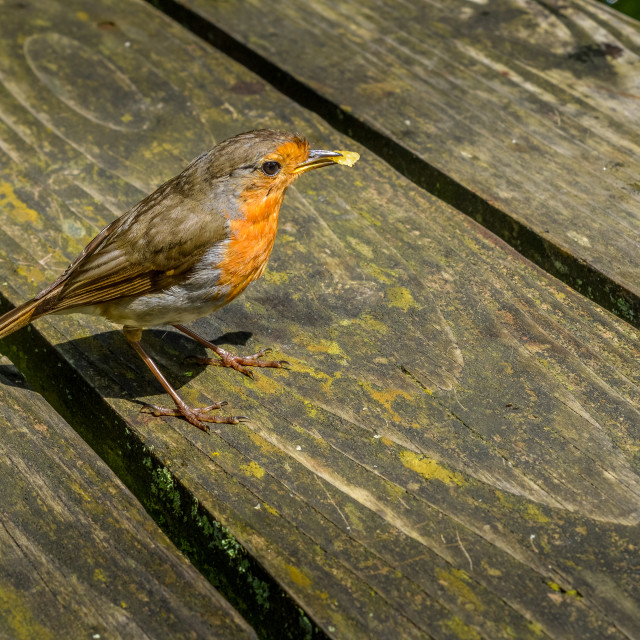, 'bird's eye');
261,161,282,176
